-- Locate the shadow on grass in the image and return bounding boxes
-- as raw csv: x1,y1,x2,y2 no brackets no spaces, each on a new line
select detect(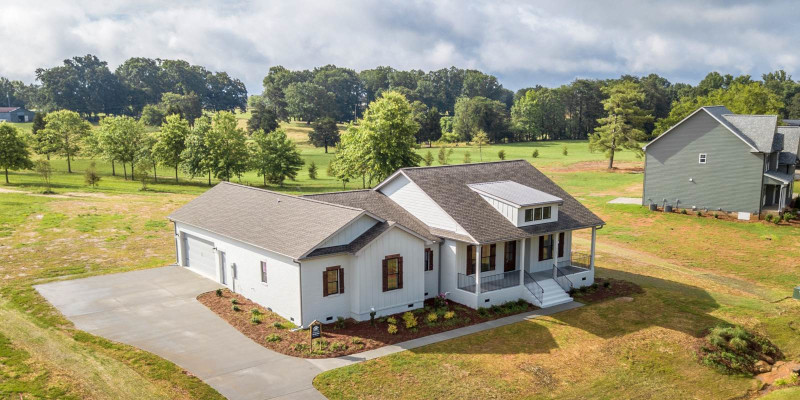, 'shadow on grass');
408,267,724,356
